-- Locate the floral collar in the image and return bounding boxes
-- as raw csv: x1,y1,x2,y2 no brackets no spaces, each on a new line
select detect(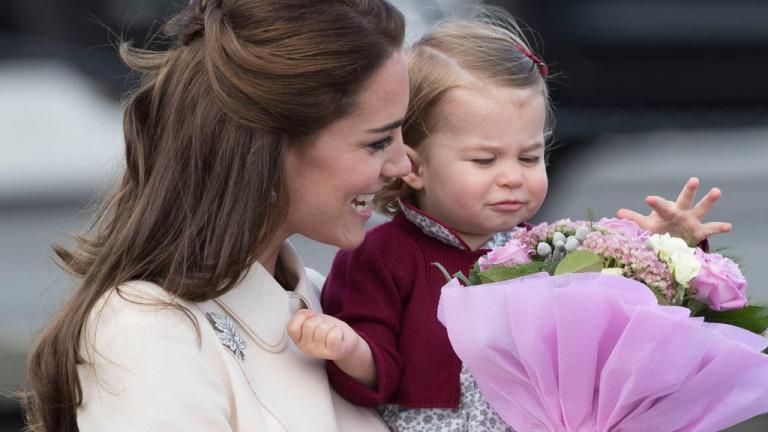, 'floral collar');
398,199,523,251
